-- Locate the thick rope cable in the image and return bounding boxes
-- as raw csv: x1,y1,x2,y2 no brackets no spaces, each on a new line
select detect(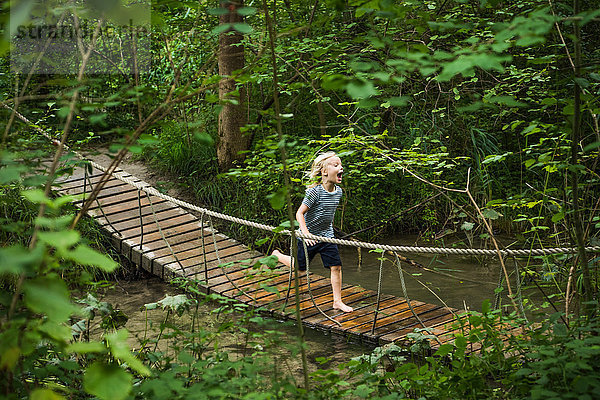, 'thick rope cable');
370,253,384,335
77,160,600,257
282,237,294,310
145,191,187,276
83,164,122,237
394,253,442,345
206,215,255,303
